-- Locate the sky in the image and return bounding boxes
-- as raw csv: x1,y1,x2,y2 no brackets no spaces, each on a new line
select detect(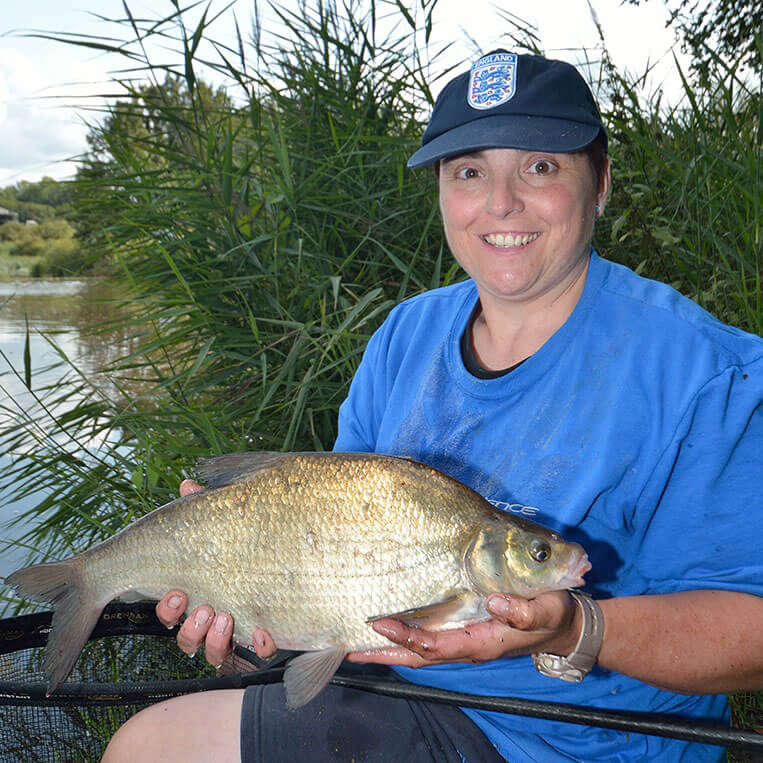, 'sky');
0,0,688,188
